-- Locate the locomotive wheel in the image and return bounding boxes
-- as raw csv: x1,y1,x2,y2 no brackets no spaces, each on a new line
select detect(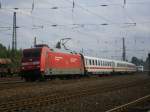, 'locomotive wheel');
38,73,45,81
